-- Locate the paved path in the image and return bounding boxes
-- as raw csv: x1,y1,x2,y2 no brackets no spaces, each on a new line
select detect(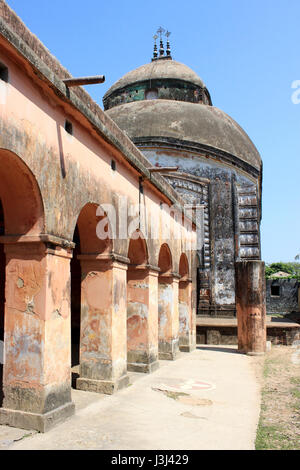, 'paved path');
0,346,261,450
